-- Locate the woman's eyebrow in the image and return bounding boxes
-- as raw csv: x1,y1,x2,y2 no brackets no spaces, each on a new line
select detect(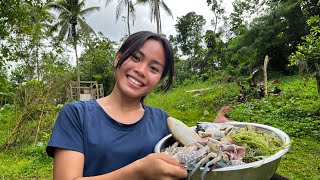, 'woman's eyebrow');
152,60,165,68
136,50,144,57
137,50,164,67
